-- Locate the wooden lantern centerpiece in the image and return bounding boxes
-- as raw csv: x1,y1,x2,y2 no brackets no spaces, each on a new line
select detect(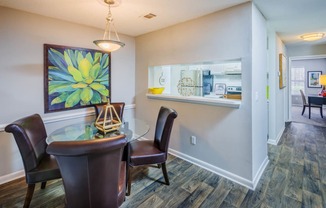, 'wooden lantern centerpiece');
95,100,122,133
